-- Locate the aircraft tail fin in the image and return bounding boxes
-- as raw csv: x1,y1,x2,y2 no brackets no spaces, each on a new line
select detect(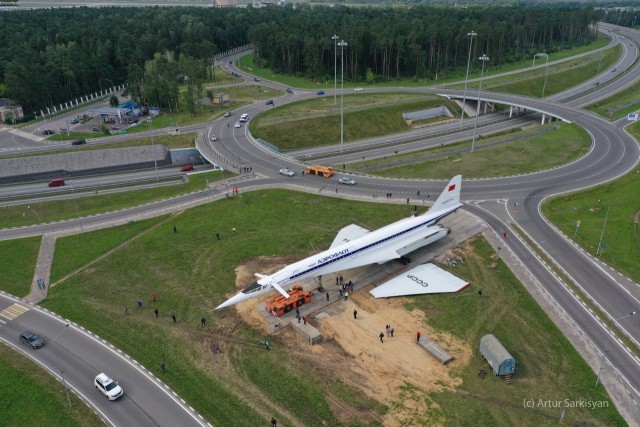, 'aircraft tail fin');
430,175,462,213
